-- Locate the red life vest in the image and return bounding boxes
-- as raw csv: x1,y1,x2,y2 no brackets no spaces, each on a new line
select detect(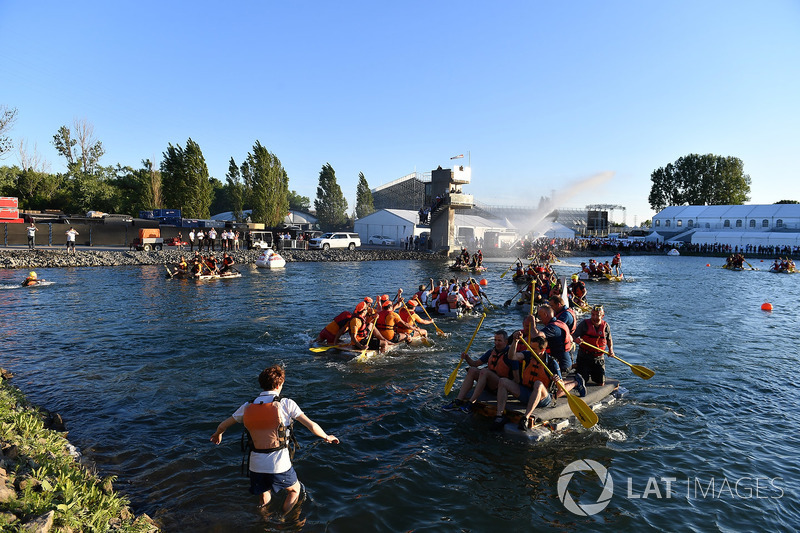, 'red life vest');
581,320,608,356
242,397,289,453
546,319,573,354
